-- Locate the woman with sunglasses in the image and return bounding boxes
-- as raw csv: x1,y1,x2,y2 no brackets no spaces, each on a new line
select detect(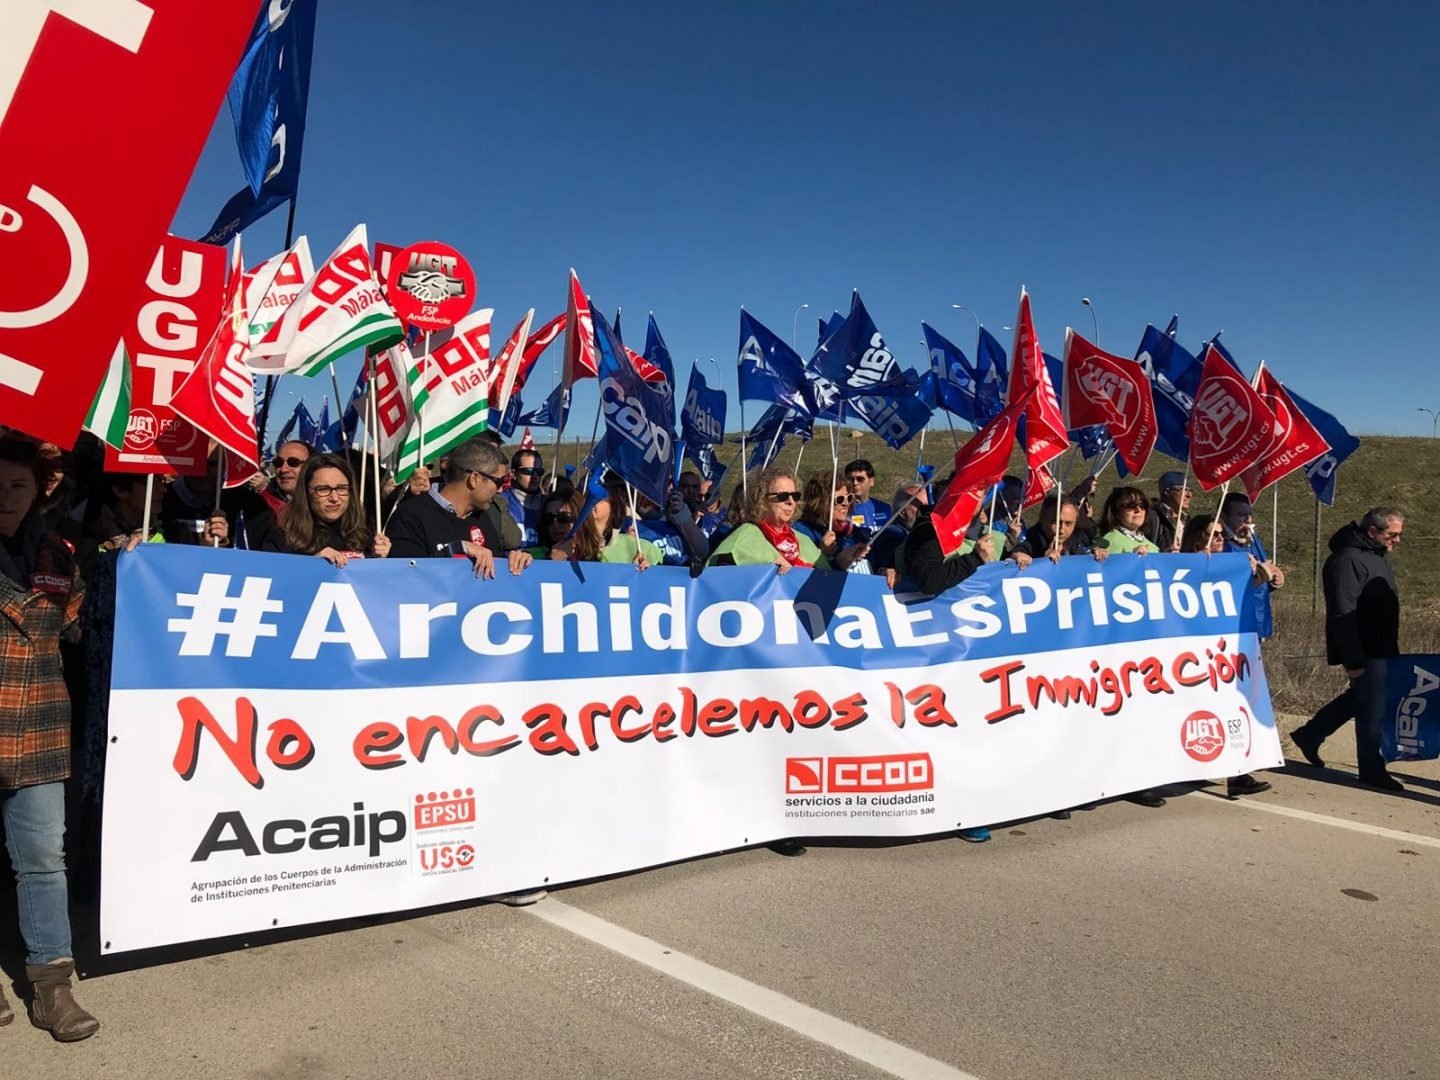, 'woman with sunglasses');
706,466,830,572
527,492,582,560
261,454,390,566
794,474,871,572
1094,486,1154,557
